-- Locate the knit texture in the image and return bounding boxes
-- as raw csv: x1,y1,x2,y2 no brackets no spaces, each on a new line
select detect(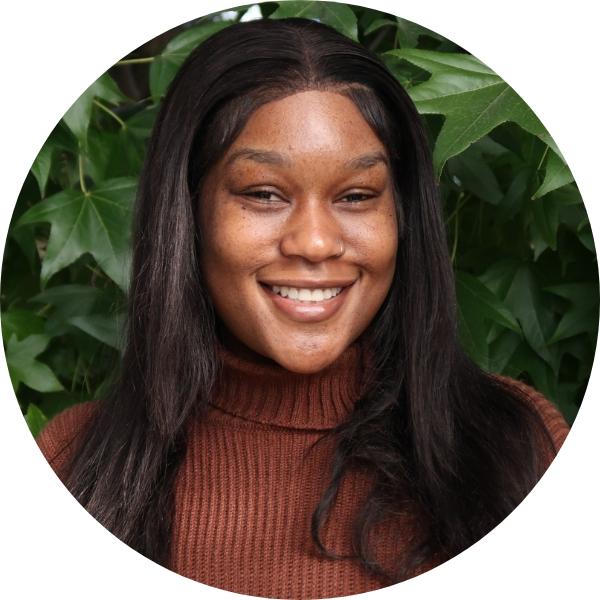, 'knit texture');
36,345,570,599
